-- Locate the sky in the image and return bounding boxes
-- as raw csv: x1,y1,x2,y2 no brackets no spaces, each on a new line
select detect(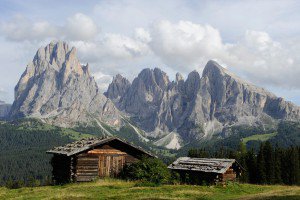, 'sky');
0,0,300,105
